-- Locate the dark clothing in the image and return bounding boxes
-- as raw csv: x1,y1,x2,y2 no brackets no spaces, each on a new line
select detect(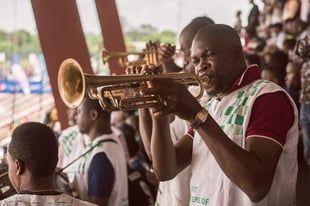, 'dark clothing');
247,3,260,33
